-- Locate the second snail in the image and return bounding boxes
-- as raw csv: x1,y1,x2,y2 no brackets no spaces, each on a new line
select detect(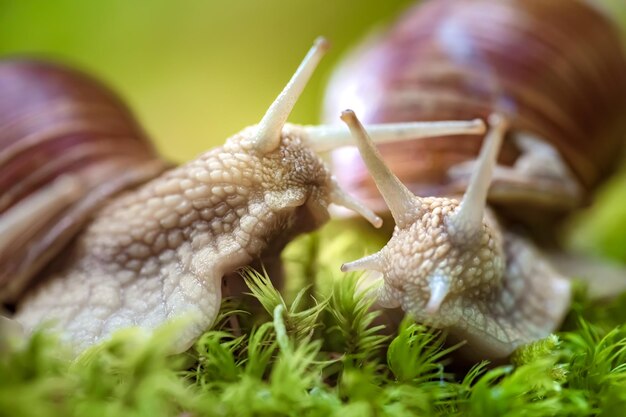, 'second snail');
325,0,626,359
2,0,626,364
